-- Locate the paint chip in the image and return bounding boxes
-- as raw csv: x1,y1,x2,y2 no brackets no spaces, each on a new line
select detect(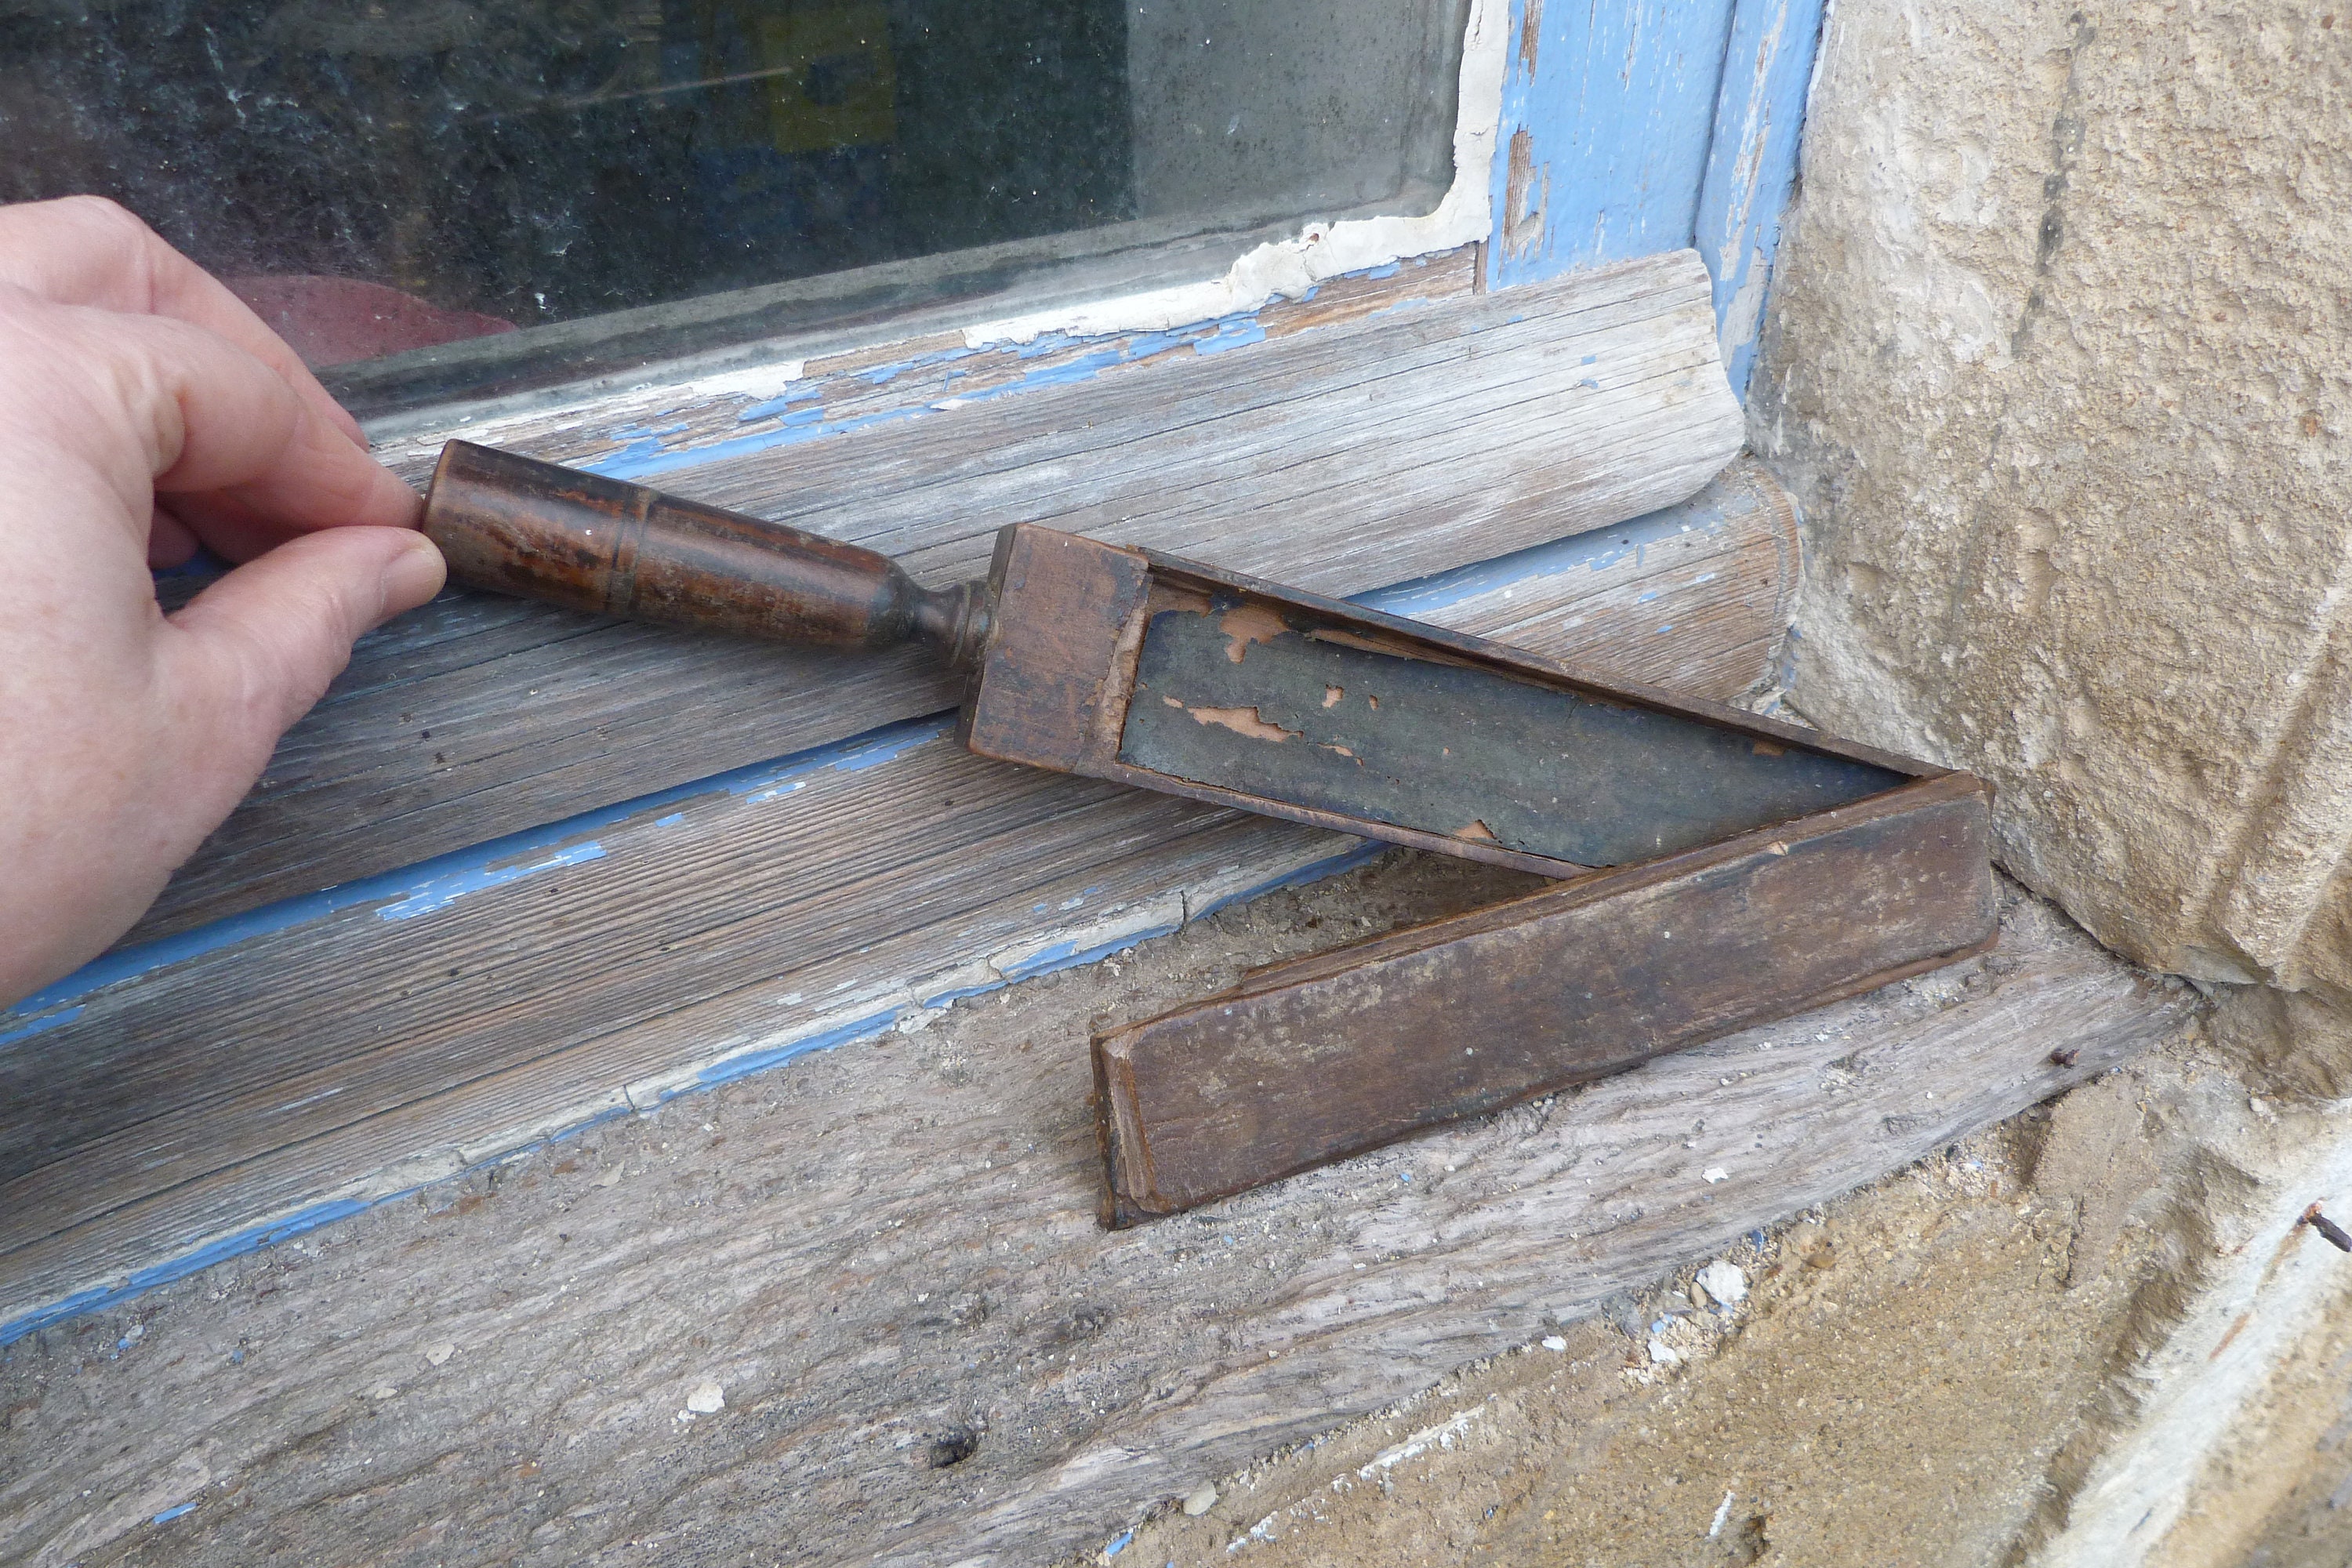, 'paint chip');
686,1378,725,1415
1696,1259,1748,1305
1703,1167,1730,1184
1178,704,1300,743
1216,603,1290,662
